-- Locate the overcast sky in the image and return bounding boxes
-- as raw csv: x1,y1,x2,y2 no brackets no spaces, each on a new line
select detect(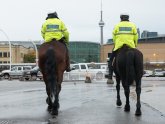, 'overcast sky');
0,0,164,44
